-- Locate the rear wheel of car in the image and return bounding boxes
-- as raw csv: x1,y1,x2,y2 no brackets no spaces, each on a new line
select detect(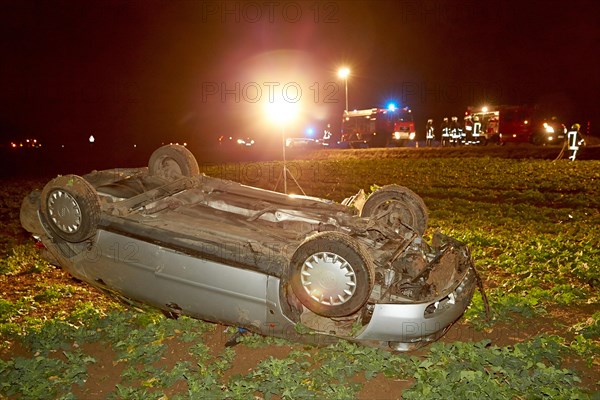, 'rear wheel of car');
289,232,374,318
360,184,428,235
41,175,101,243
148,144,199,180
